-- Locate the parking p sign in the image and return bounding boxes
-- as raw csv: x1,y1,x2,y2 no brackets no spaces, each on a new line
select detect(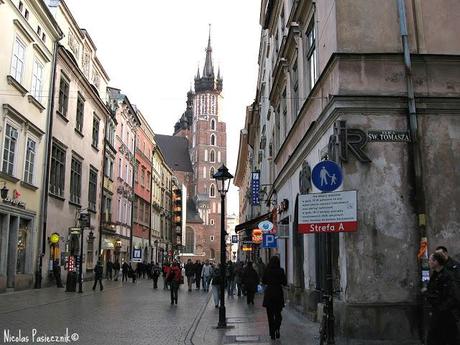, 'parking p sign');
262,234,277,248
